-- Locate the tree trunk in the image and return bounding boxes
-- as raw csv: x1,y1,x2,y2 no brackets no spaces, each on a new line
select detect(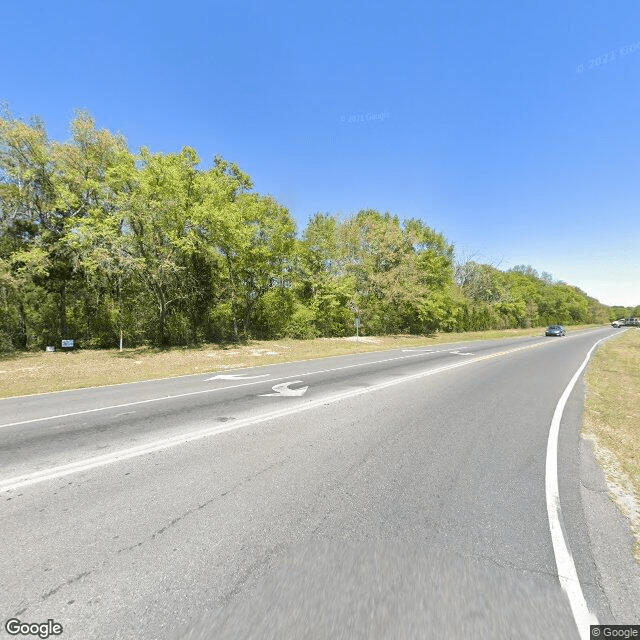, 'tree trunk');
18,301,28,349
226,255,239,342
60,282,68,340
158,293,167,347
